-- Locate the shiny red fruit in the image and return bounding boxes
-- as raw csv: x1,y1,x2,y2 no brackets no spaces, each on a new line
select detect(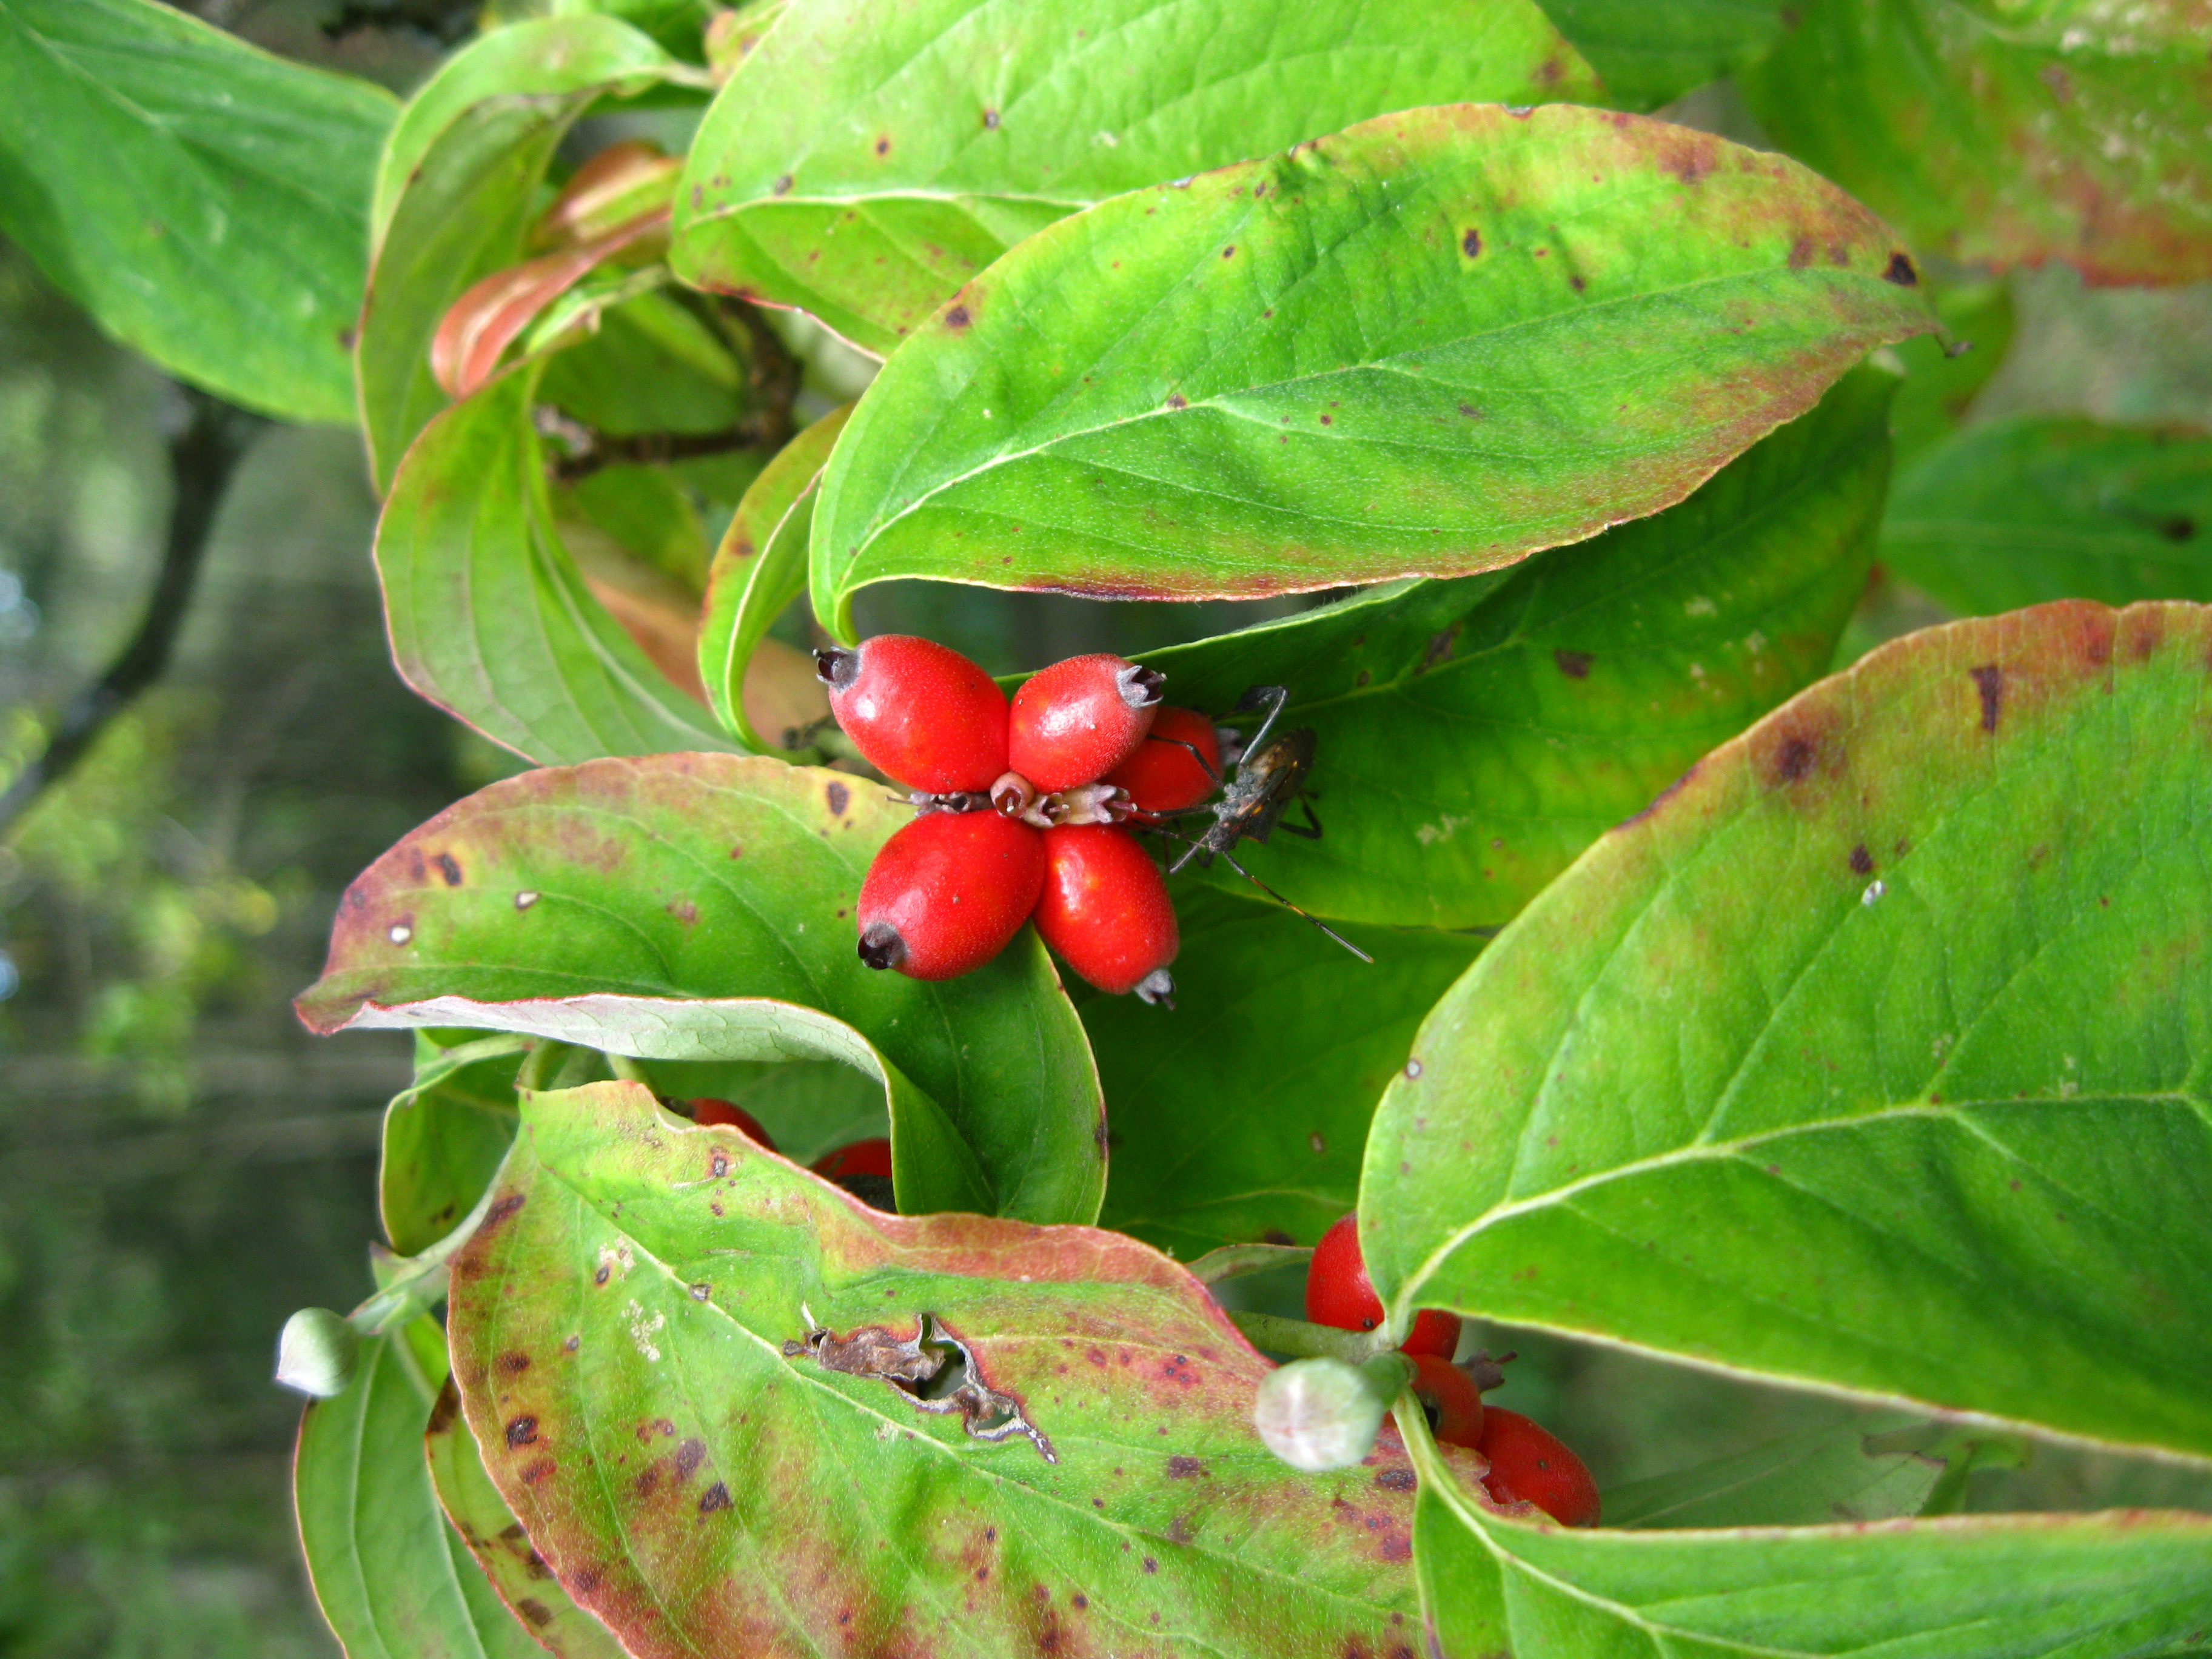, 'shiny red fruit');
688,1099,775,1150
1008,654,1164,793
817,635,1008,793
813,1138,893,1181
856,809,1045,980
1477,1407,1601,1527
1305,1212,1462,1359
1031,825,1178,1001
1407,1353,1486,1450
1103,705,1220,817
